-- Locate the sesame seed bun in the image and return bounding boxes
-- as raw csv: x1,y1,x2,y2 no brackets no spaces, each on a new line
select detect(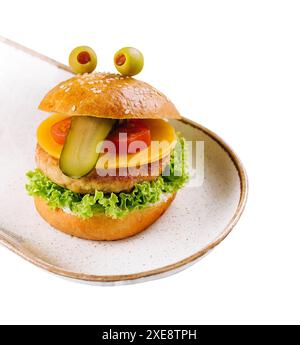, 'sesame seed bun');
39,73,181,120
34,193,176,241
